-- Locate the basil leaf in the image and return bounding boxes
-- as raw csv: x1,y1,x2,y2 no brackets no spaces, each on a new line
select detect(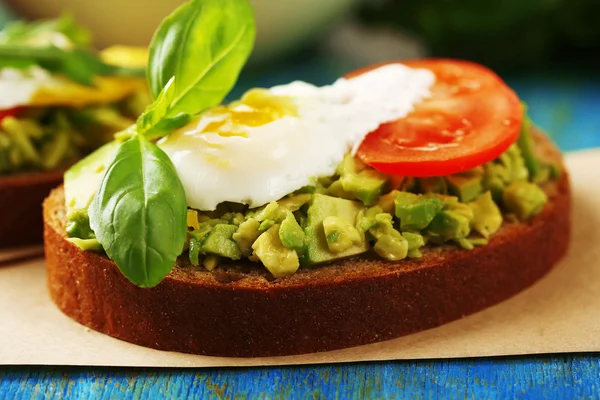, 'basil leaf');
0,45,145,86
89,135,187,288
147,0,255,117
136,77,192,139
